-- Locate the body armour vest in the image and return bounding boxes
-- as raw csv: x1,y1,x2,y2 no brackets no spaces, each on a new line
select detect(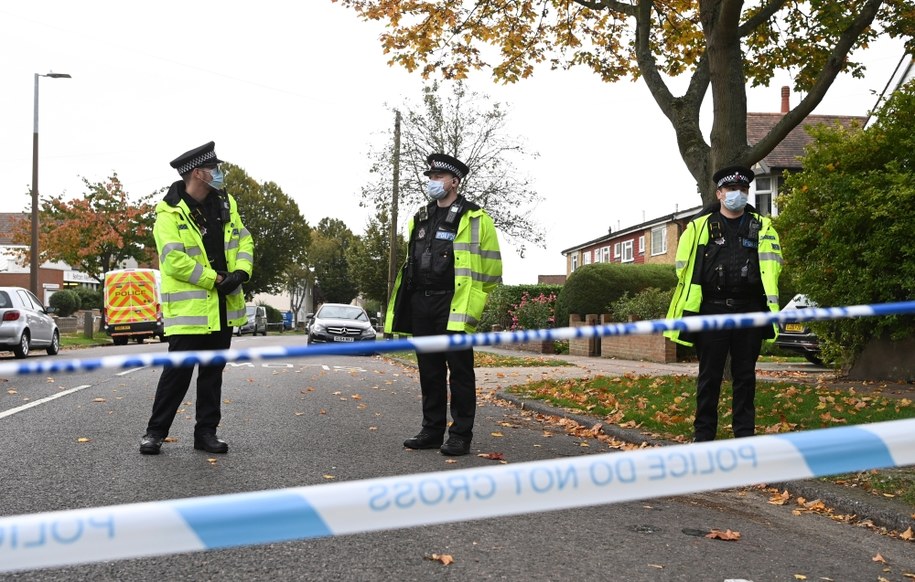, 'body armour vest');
409,198,467,290
701,213,763,299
